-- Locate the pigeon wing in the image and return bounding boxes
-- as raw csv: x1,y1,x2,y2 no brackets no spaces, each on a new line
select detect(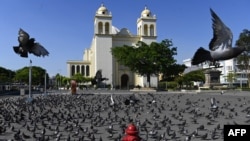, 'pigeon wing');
210,97,215,106
29,43,49,57
18,28,30,45
209,9,233,51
